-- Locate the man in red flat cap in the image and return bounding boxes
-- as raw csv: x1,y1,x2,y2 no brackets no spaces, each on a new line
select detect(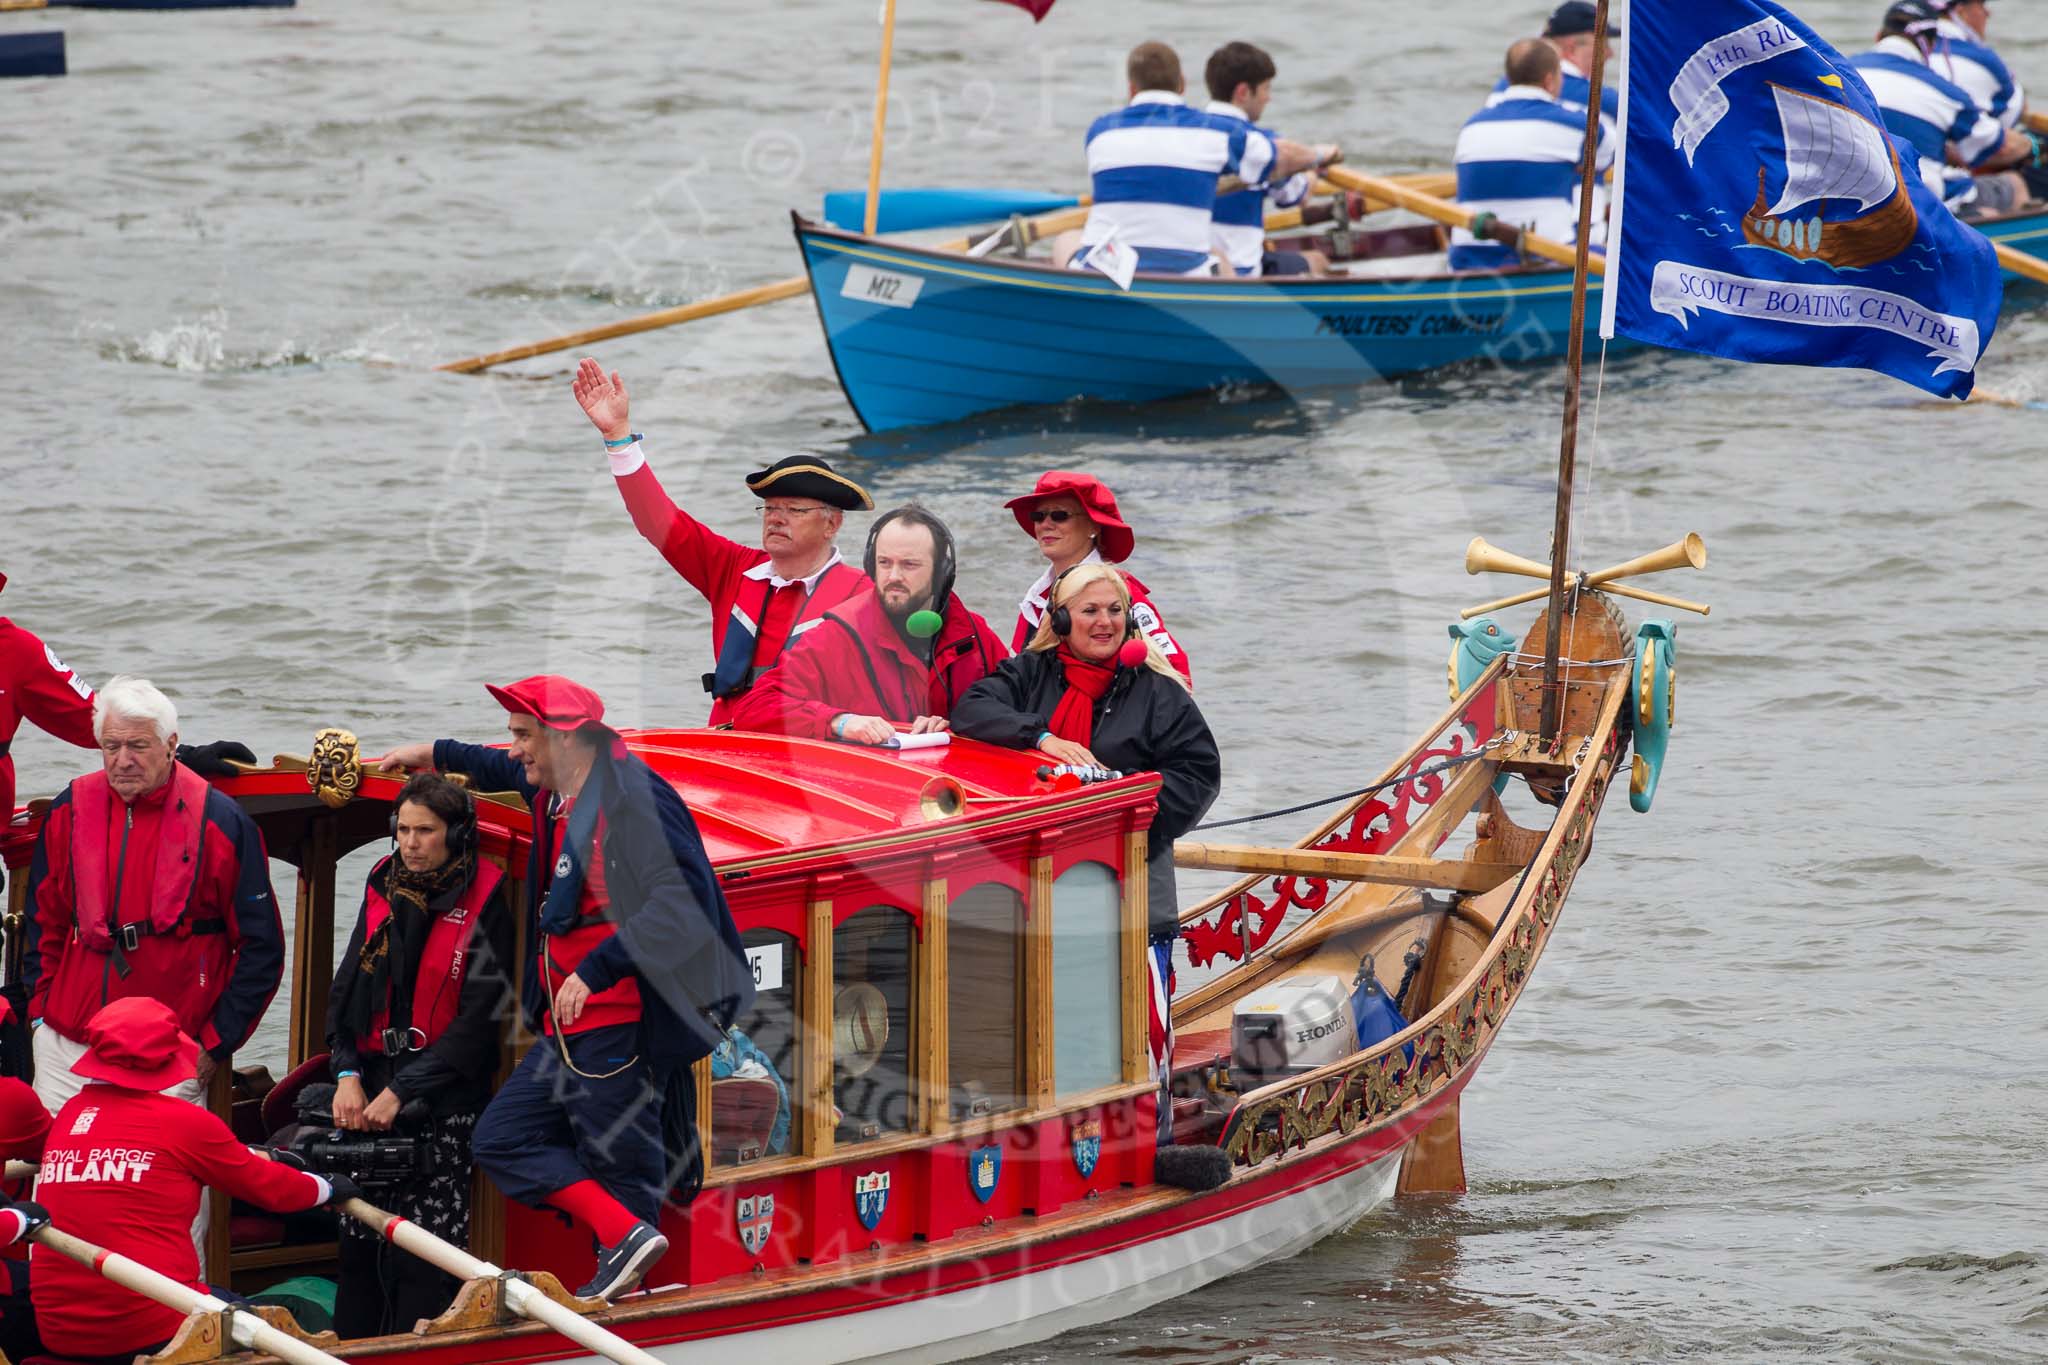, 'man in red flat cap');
372,675,753,1302
572,360,875,726
728,505,1008,743
31,998,349,1362
1005,472,1191,682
